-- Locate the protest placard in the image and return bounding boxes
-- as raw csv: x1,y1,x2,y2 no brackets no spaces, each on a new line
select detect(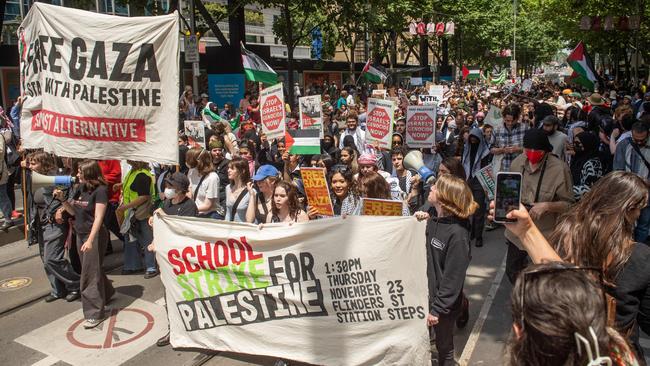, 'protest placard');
300,167,334,216
183,121,205,149
361,198,404,216
428,85,444,103
298,95,323,138
417,95,437,105
371,89,387,99
154,215,429,365
18,3,180,163
406,105,437,148
260,83,286,140
476,165,496,199
366,98,395,149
